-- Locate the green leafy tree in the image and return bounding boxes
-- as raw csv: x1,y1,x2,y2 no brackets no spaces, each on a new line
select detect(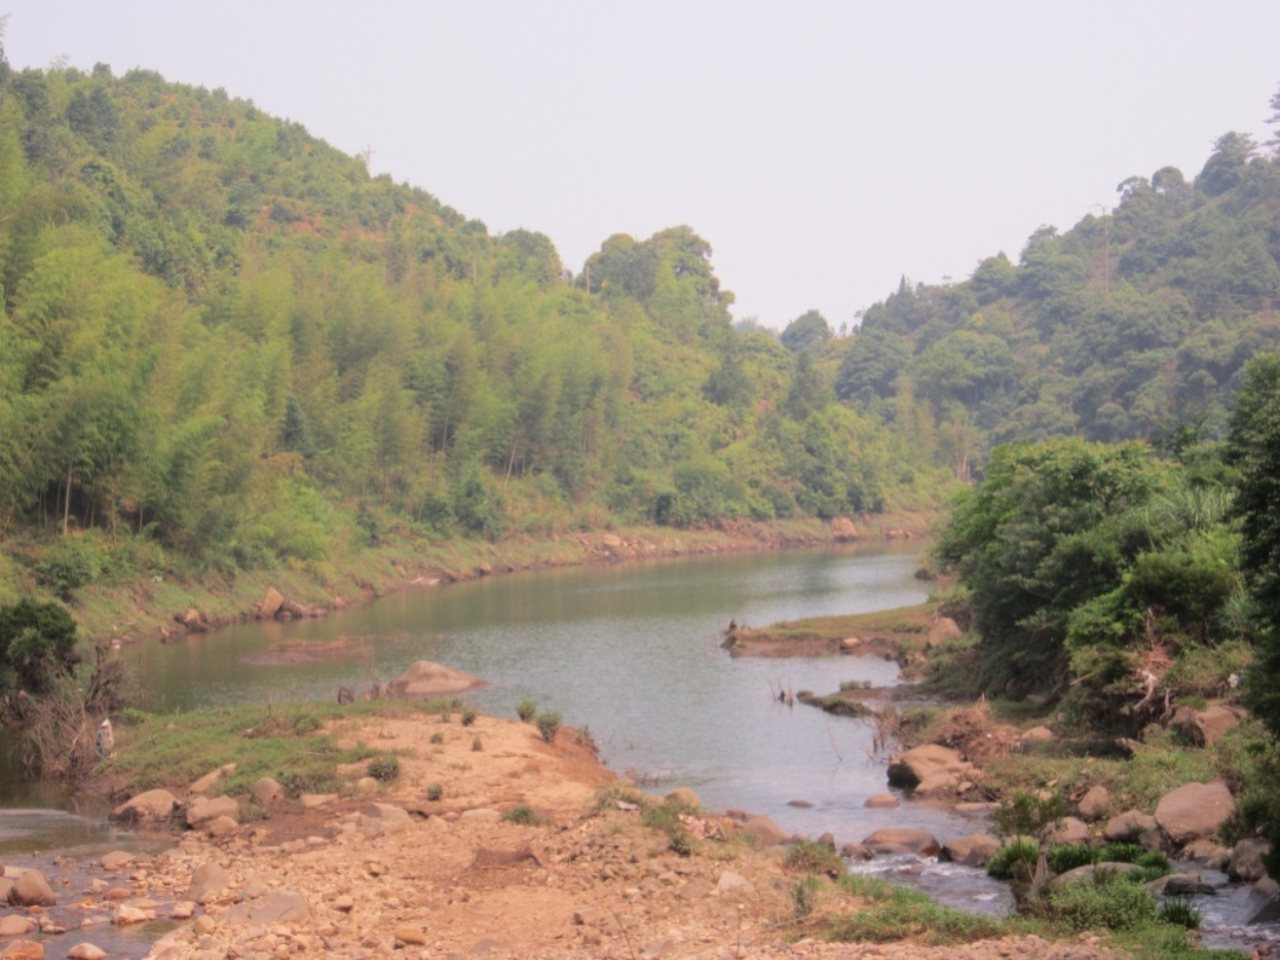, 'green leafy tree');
779,309,832,355
0,599,79,695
